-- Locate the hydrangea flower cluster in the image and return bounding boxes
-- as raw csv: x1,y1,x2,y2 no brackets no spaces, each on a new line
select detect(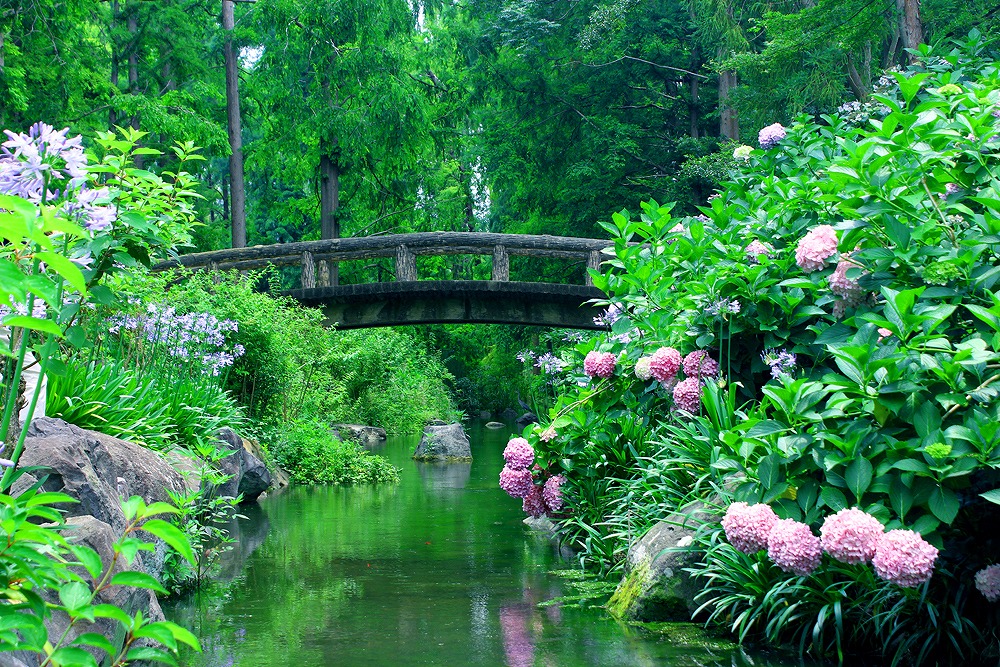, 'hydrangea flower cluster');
583,351,616,379
767,518,823,575
593,303,624,327
872,530,939,587
795,225,839,272
634,356,653,380
975,564,1000,602
733,145,753,160
109,304,244,377
758,123,787,150
503,438,534,470
819,508,884,564
499,466,534,499
672,377,703,413
522,486,547,518
722,502,778,553
683,350,719,378
745,240,773,262
542,475,565,512
649,347,681,383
